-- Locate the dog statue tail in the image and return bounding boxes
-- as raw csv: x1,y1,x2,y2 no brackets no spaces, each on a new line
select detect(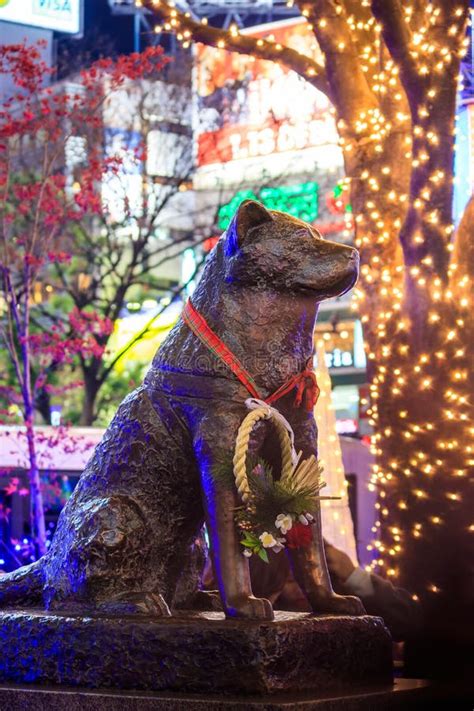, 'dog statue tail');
0,559,44,607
